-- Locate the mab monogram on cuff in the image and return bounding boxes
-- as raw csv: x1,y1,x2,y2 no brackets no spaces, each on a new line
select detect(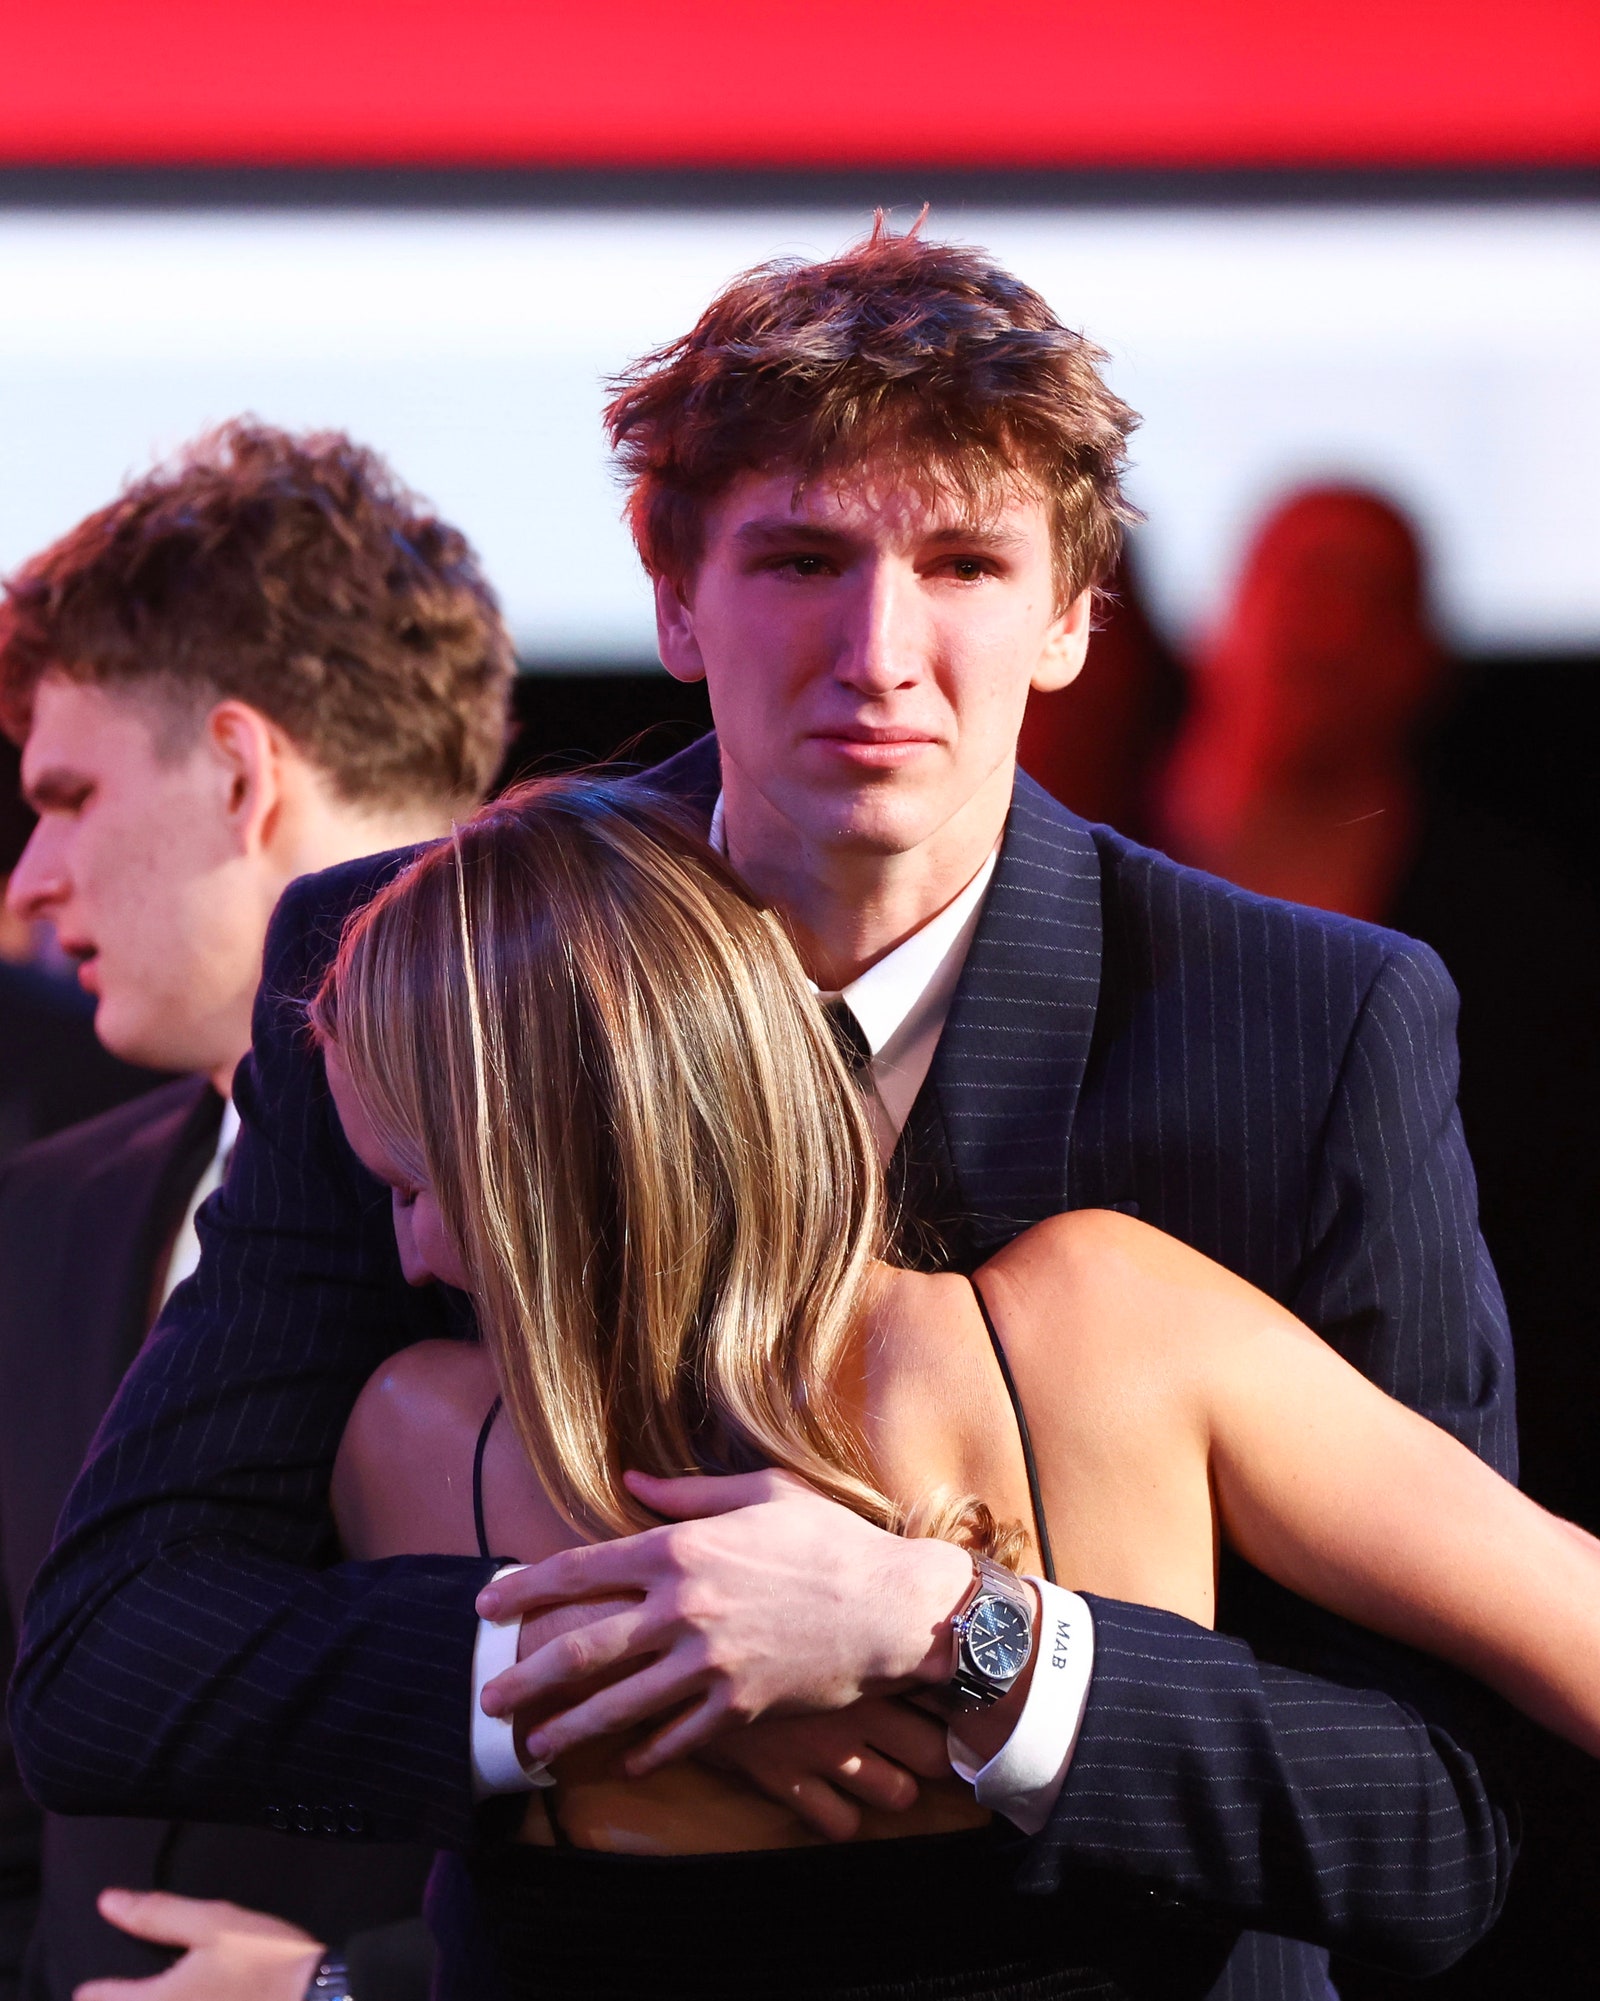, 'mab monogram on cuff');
948,1579,1095,1836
